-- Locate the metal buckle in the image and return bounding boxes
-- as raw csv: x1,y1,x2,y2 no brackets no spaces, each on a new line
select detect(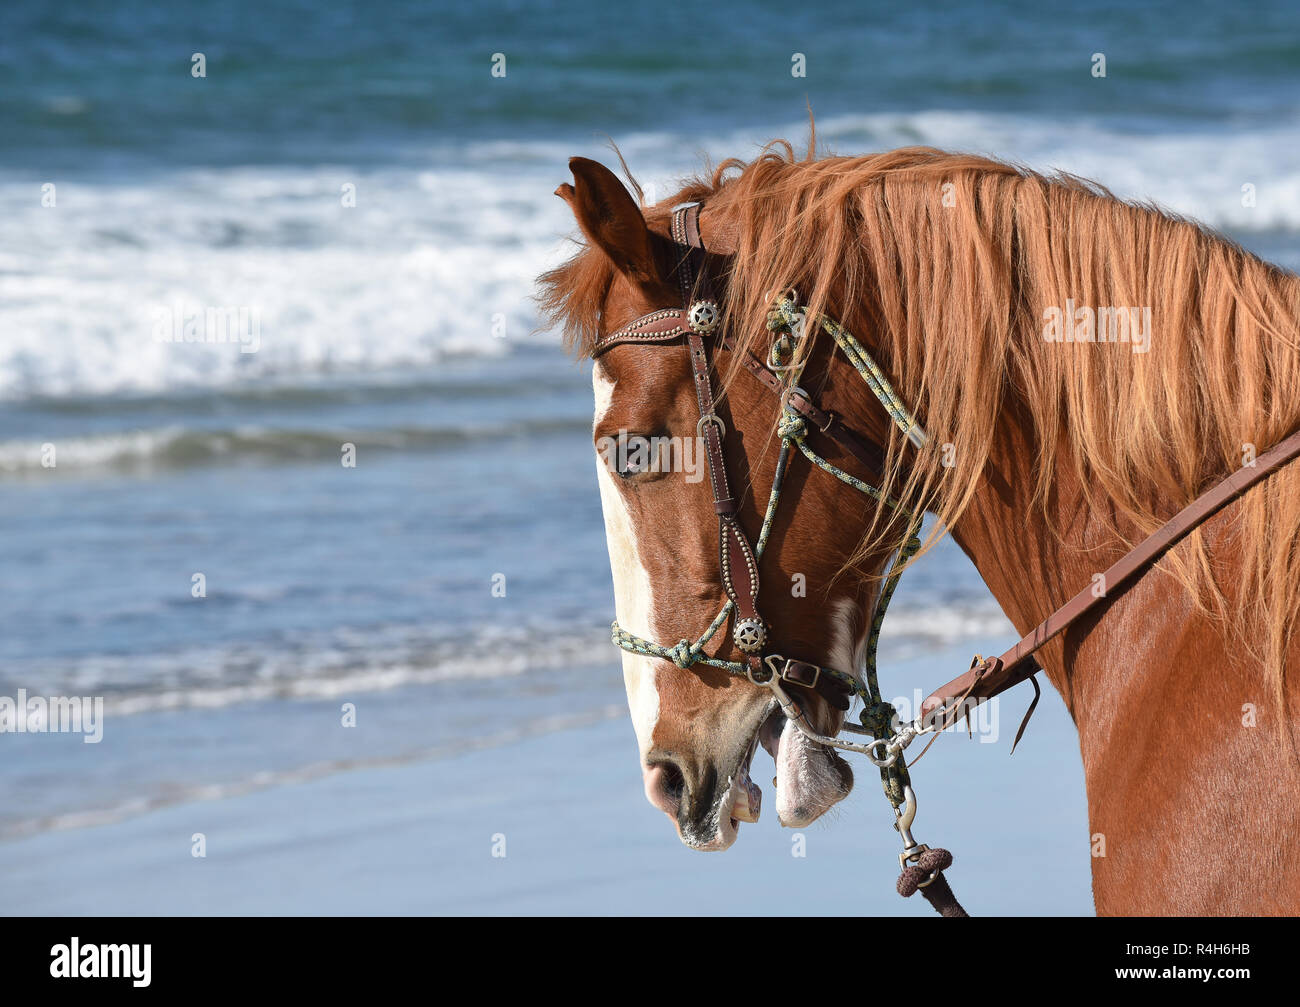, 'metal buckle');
762,654,821,691
696,413,726,439
784,660,819,690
